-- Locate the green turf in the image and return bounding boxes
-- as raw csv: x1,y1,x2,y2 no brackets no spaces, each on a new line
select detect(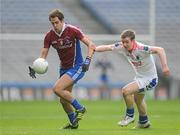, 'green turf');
0,100,180,135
